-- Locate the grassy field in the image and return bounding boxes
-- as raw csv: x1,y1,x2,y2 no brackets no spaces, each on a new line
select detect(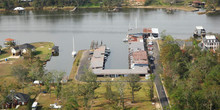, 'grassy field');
31,42,54,62
69,50,85,81
92,81,157,110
